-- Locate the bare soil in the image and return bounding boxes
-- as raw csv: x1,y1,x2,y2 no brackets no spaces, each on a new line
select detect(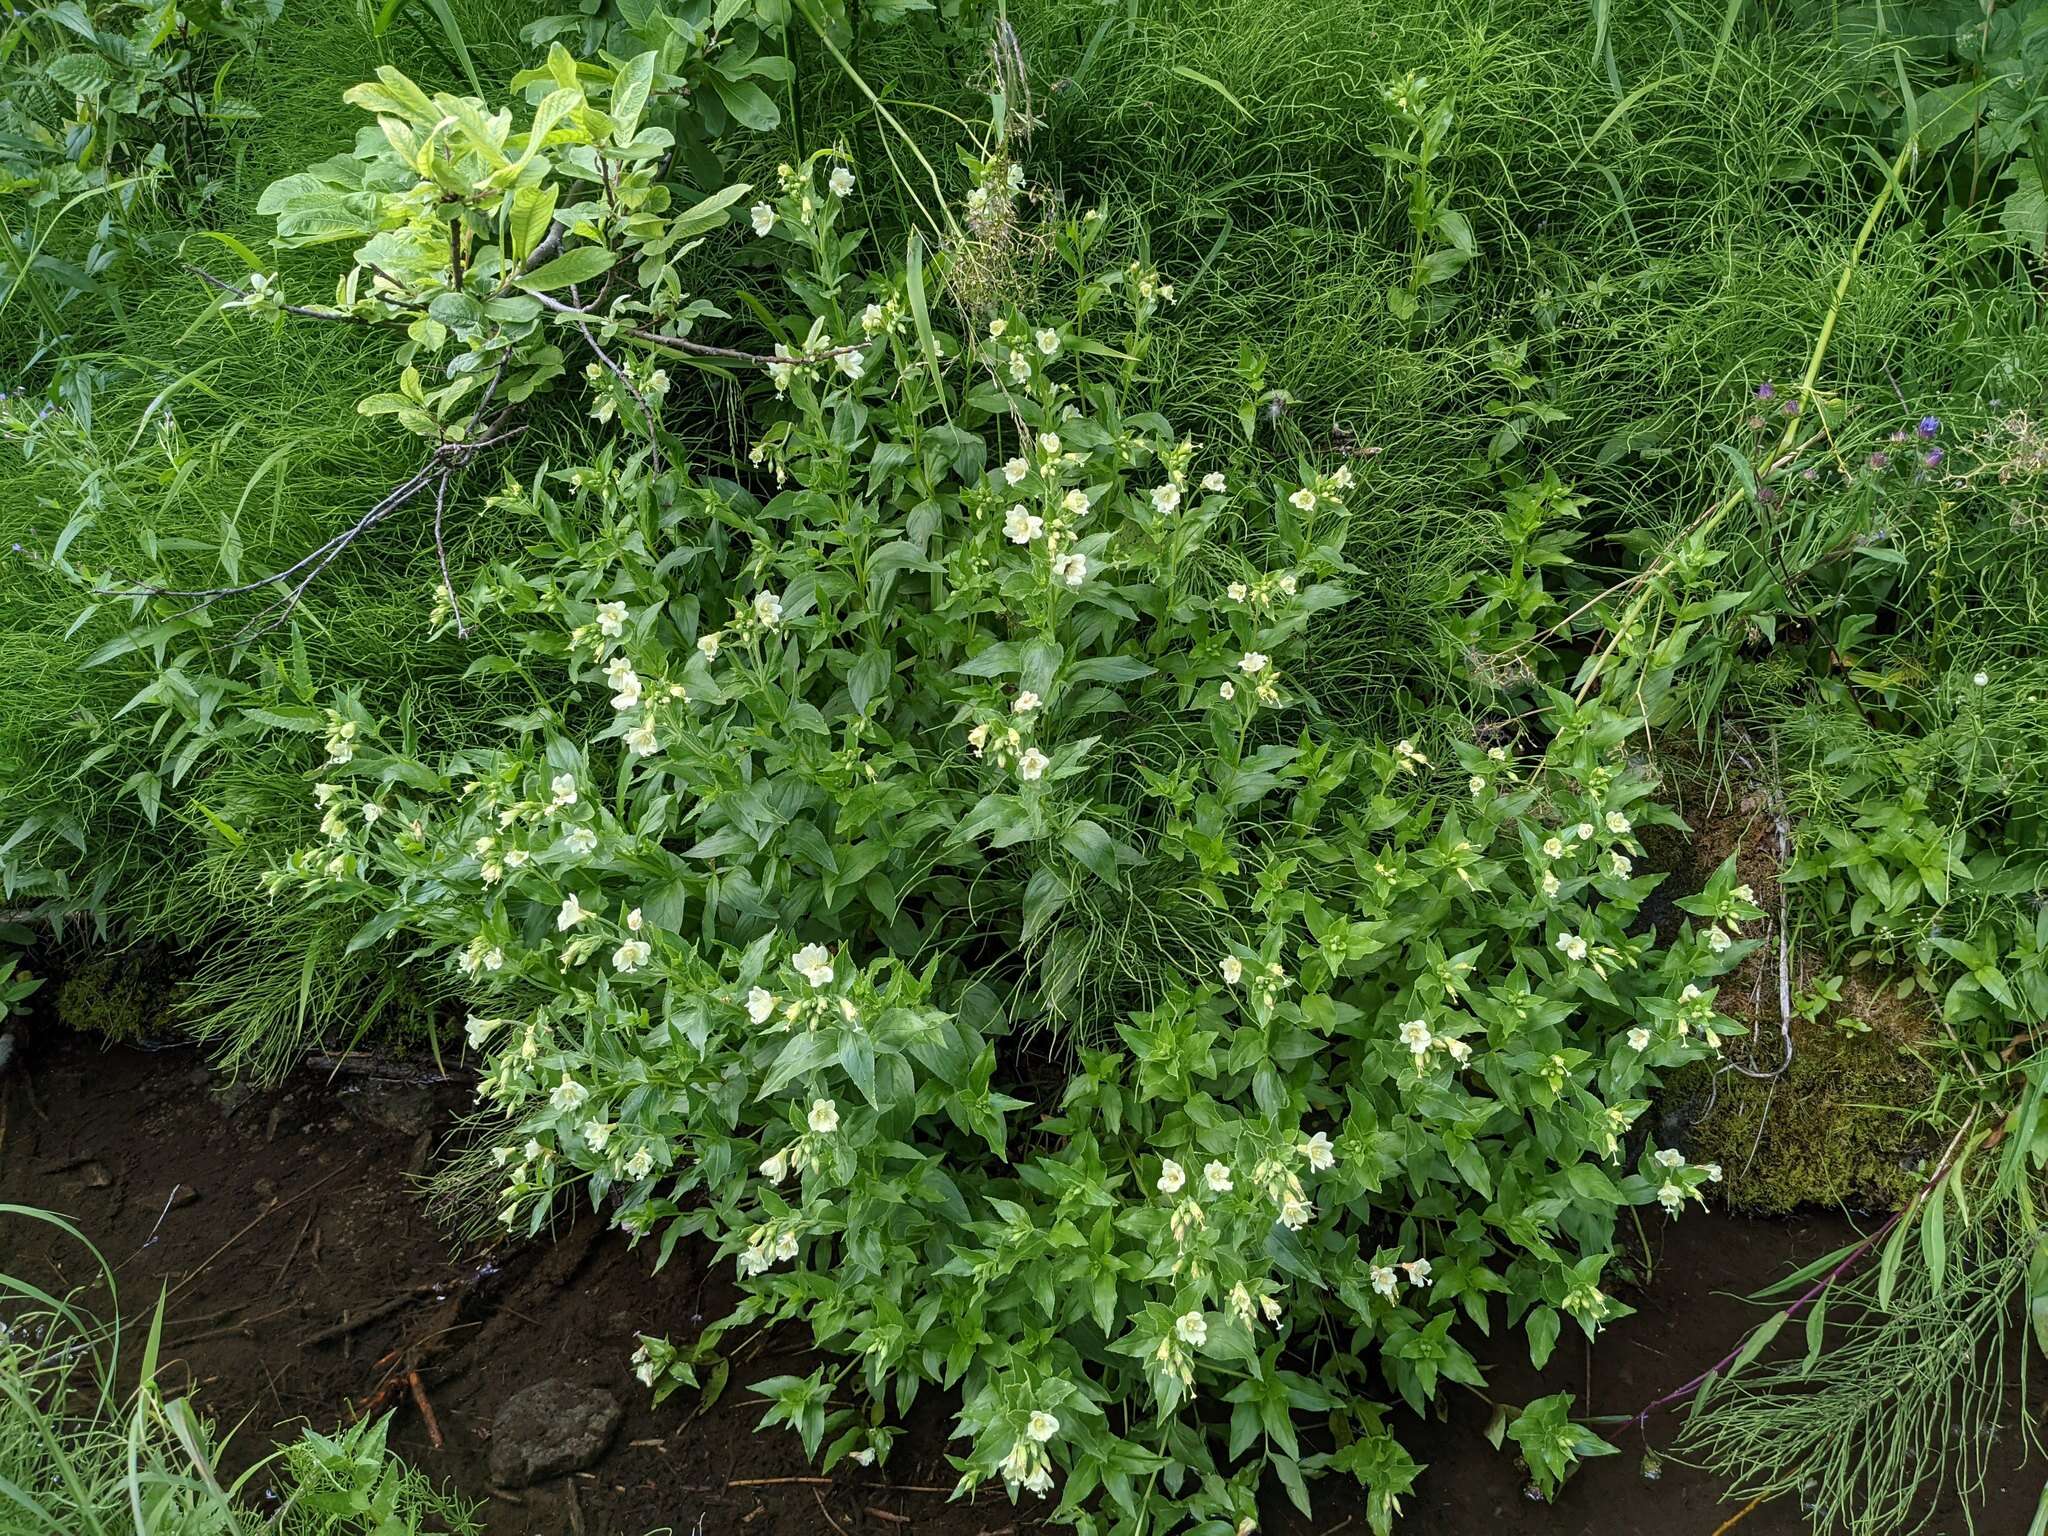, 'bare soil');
1,1034,2039,1536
